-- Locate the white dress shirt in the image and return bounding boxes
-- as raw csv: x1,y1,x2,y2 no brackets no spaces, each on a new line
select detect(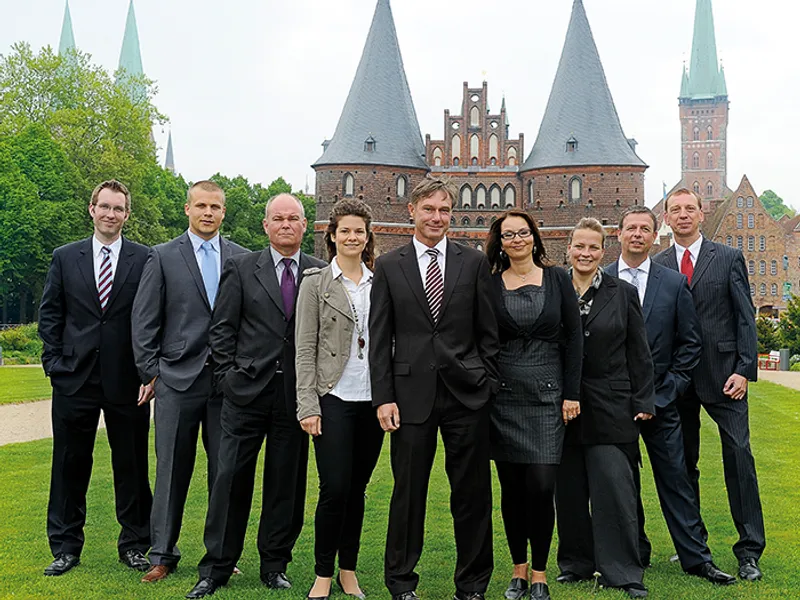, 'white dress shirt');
618,256,650,305
187,230,221,279
329,258,373,402
413,235,448,285
92,235,122,288
271,246,301,281
674,235,704,269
